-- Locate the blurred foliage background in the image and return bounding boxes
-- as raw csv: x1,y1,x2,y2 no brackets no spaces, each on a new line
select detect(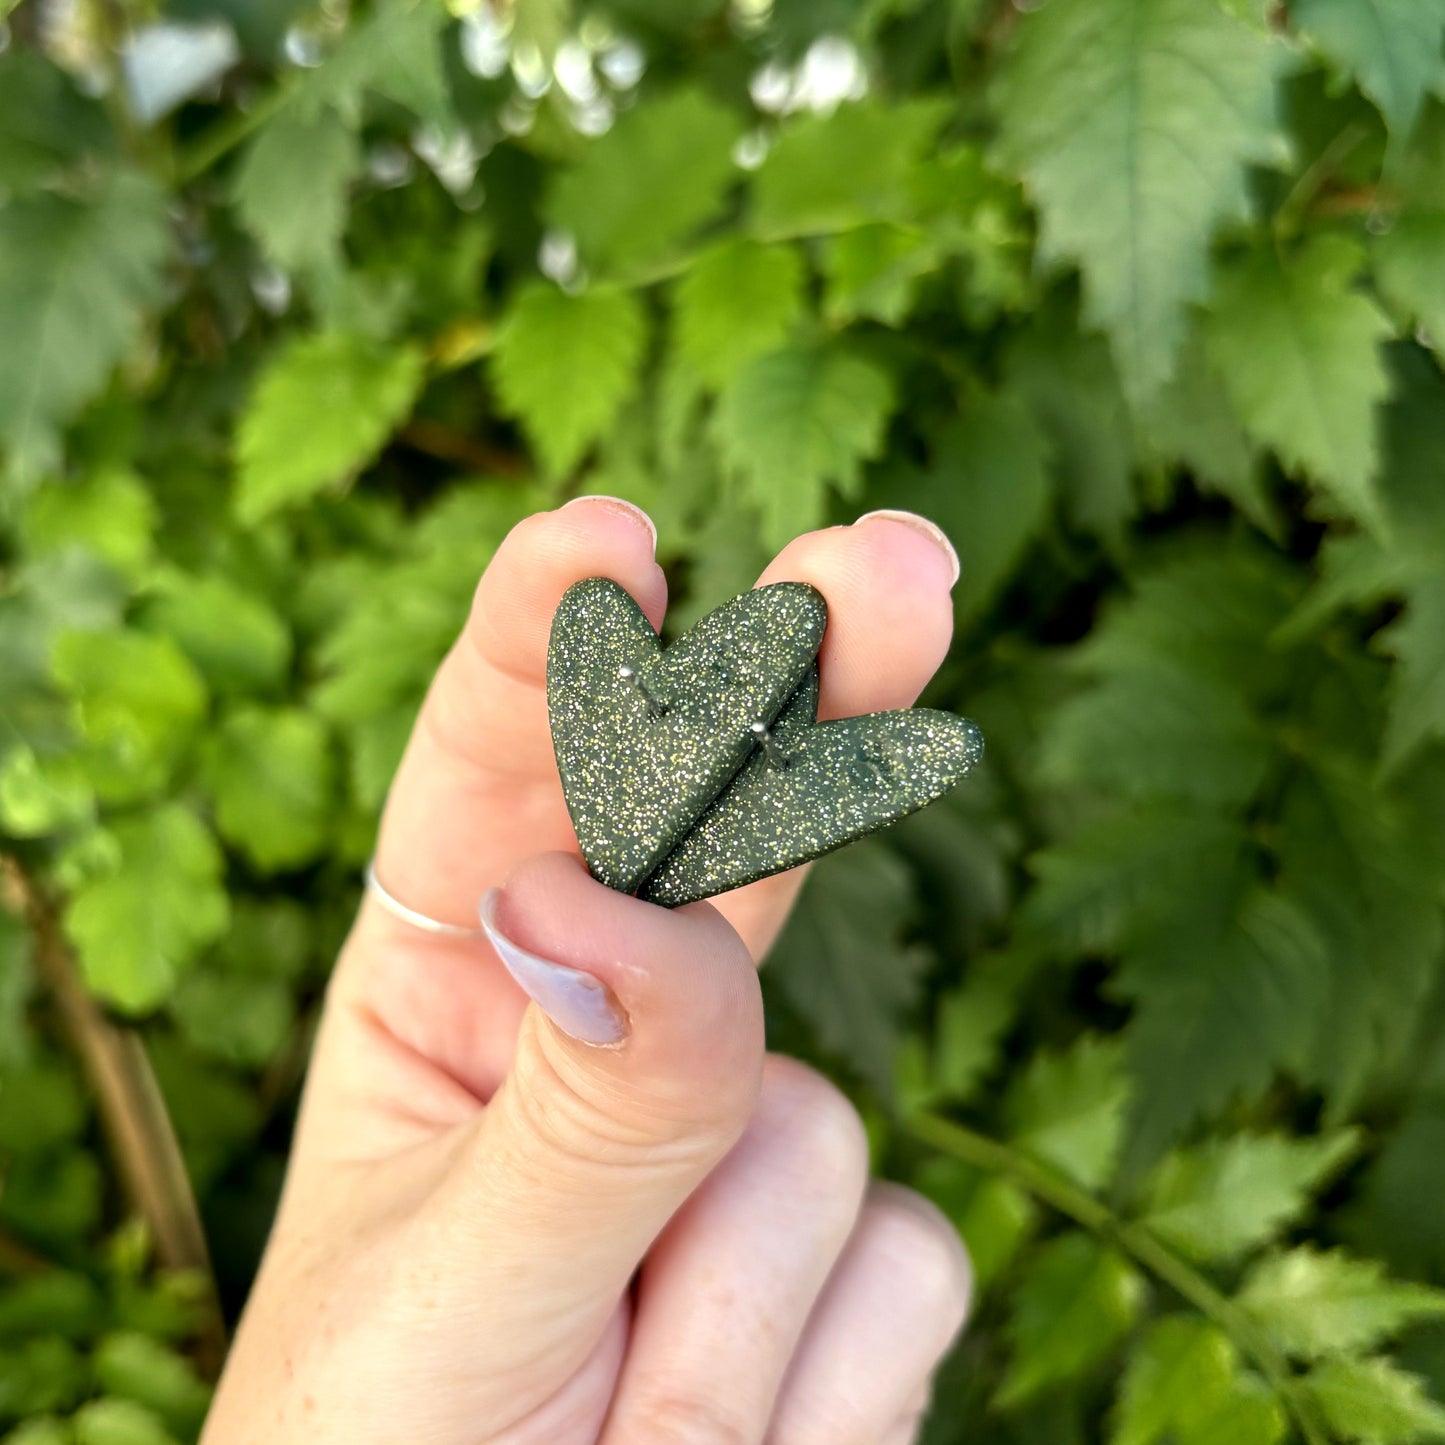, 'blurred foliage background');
2,0,1445,1440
